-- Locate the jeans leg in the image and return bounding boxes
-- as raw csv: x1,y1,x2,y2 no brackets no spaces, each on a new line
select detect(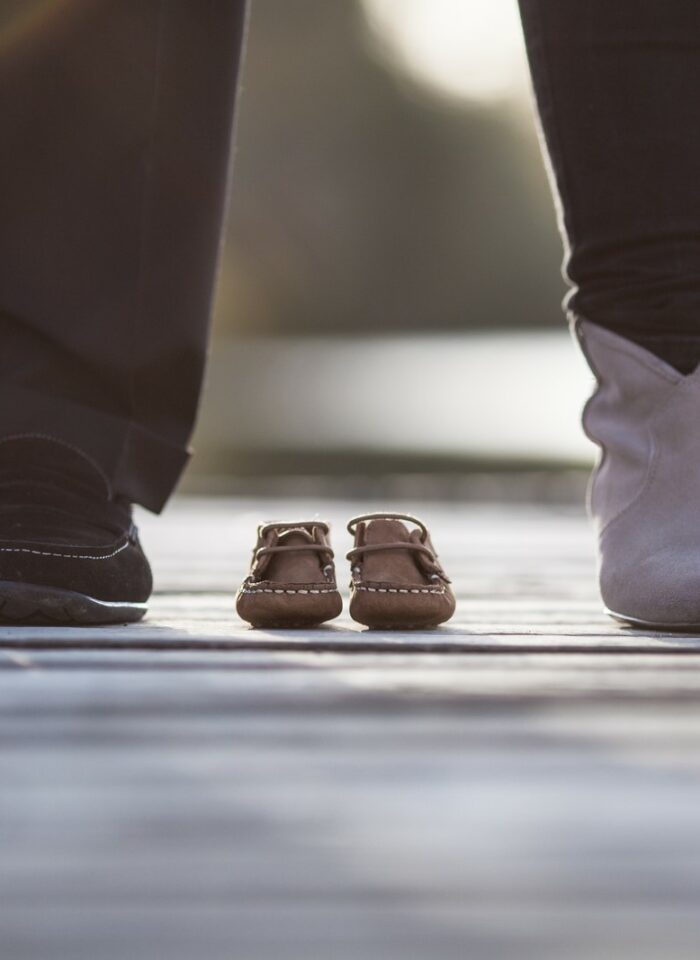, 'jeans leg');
518,0,700,372
0,0,248,511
